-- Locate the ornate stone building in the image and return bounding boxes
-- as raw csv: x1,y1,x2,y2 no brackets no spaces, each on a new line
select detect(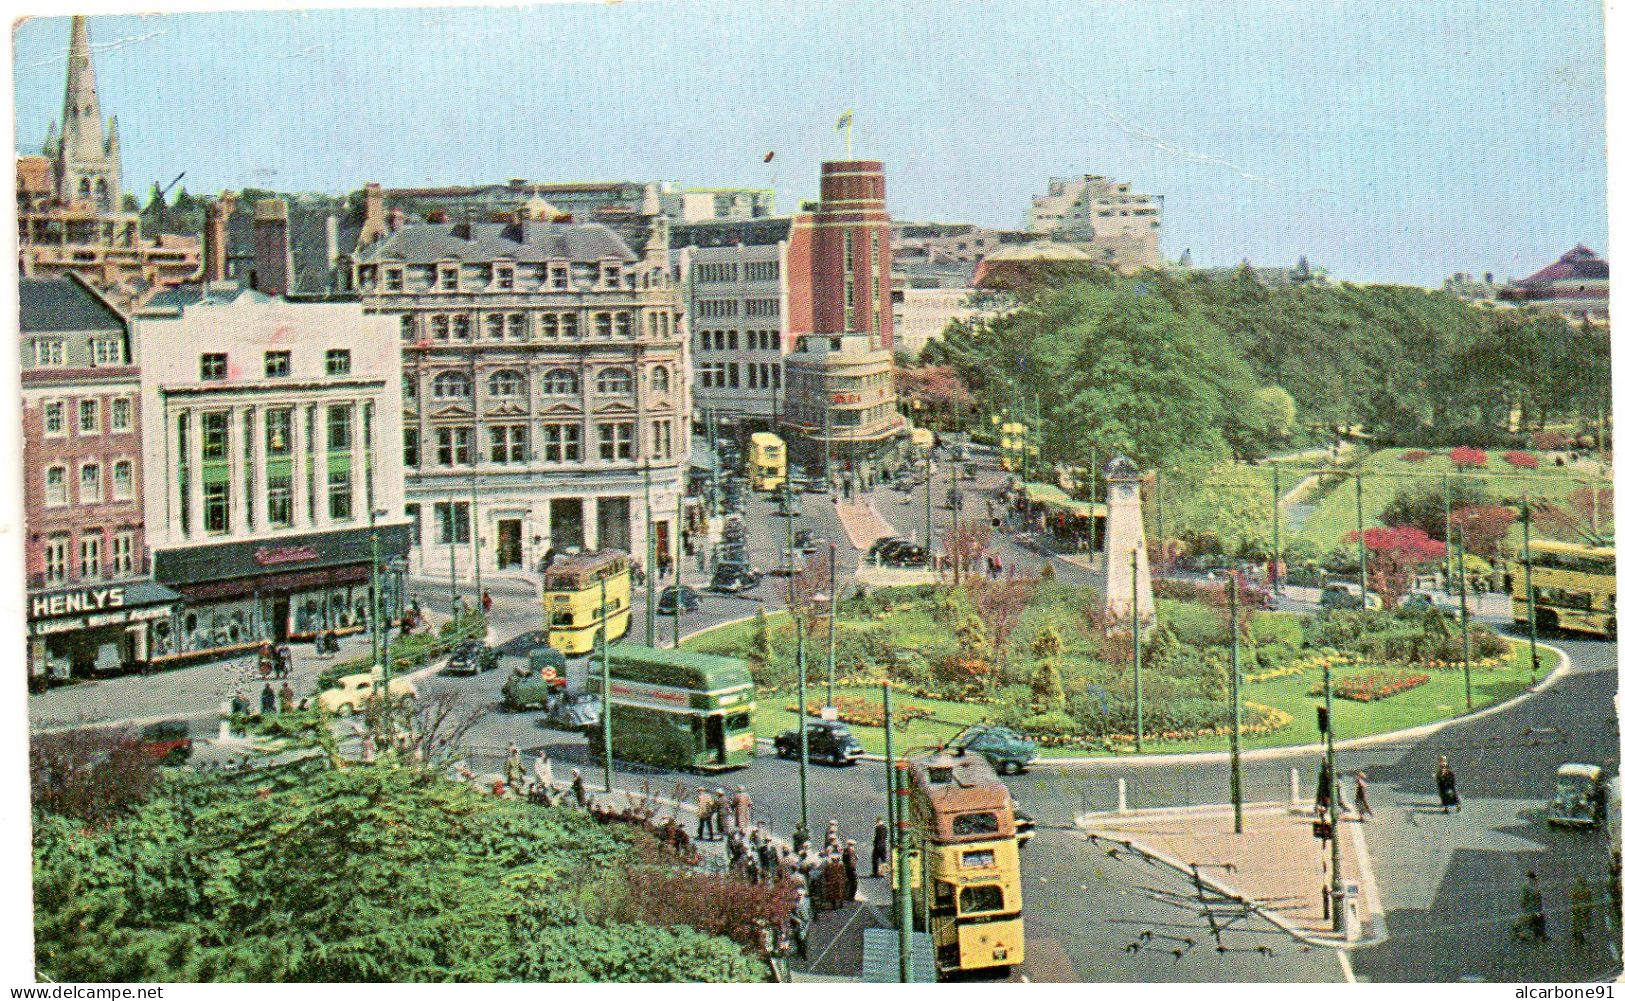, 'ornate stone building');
348,199,688,577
